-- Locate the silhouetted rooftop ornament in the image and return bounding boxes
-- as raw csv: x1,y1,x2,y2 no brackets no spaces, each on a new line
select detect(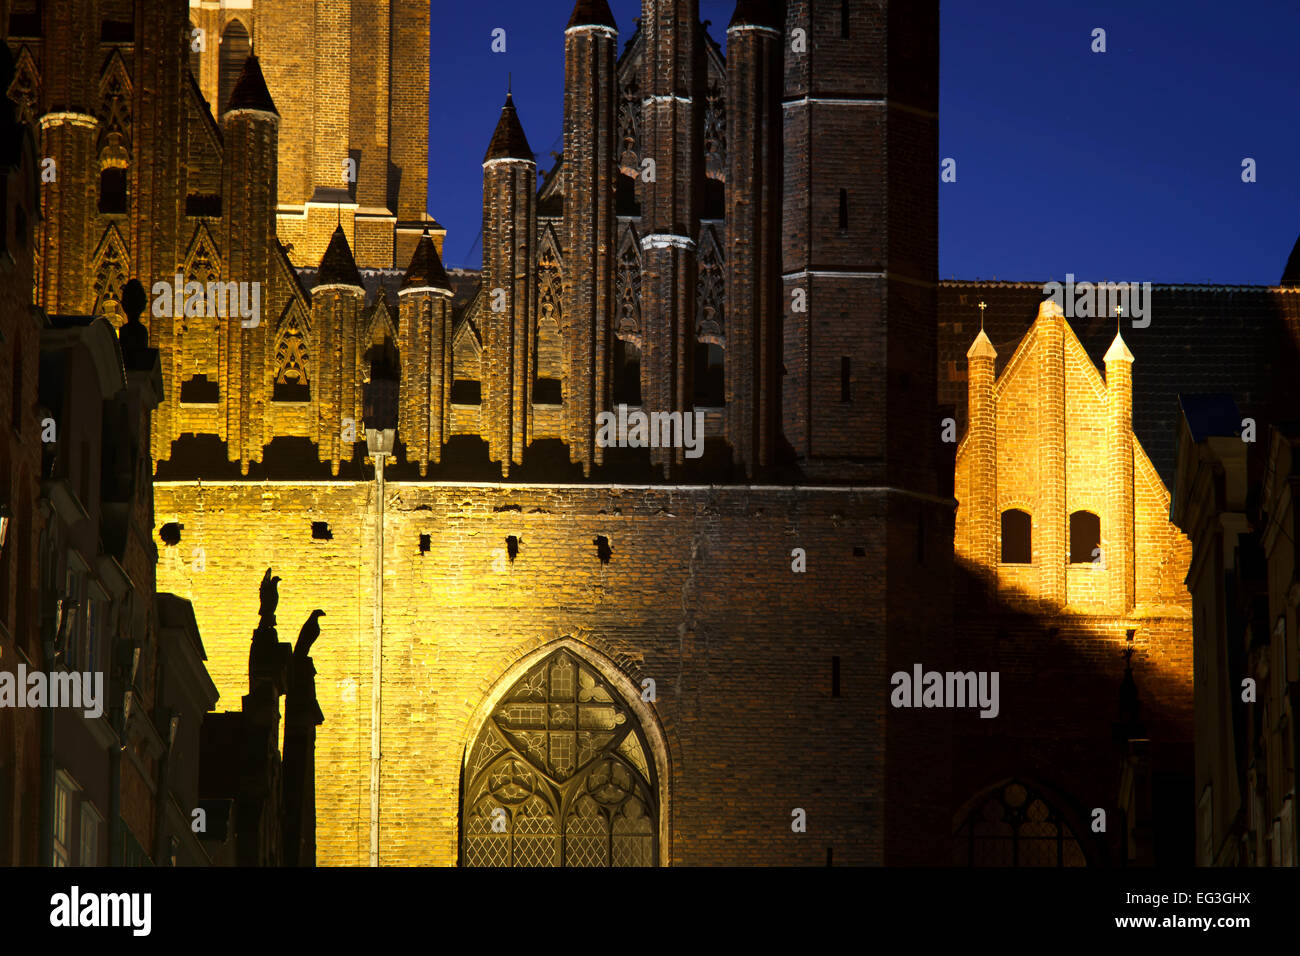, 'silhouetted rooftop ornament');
118,278,149,352
295,609,325,660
